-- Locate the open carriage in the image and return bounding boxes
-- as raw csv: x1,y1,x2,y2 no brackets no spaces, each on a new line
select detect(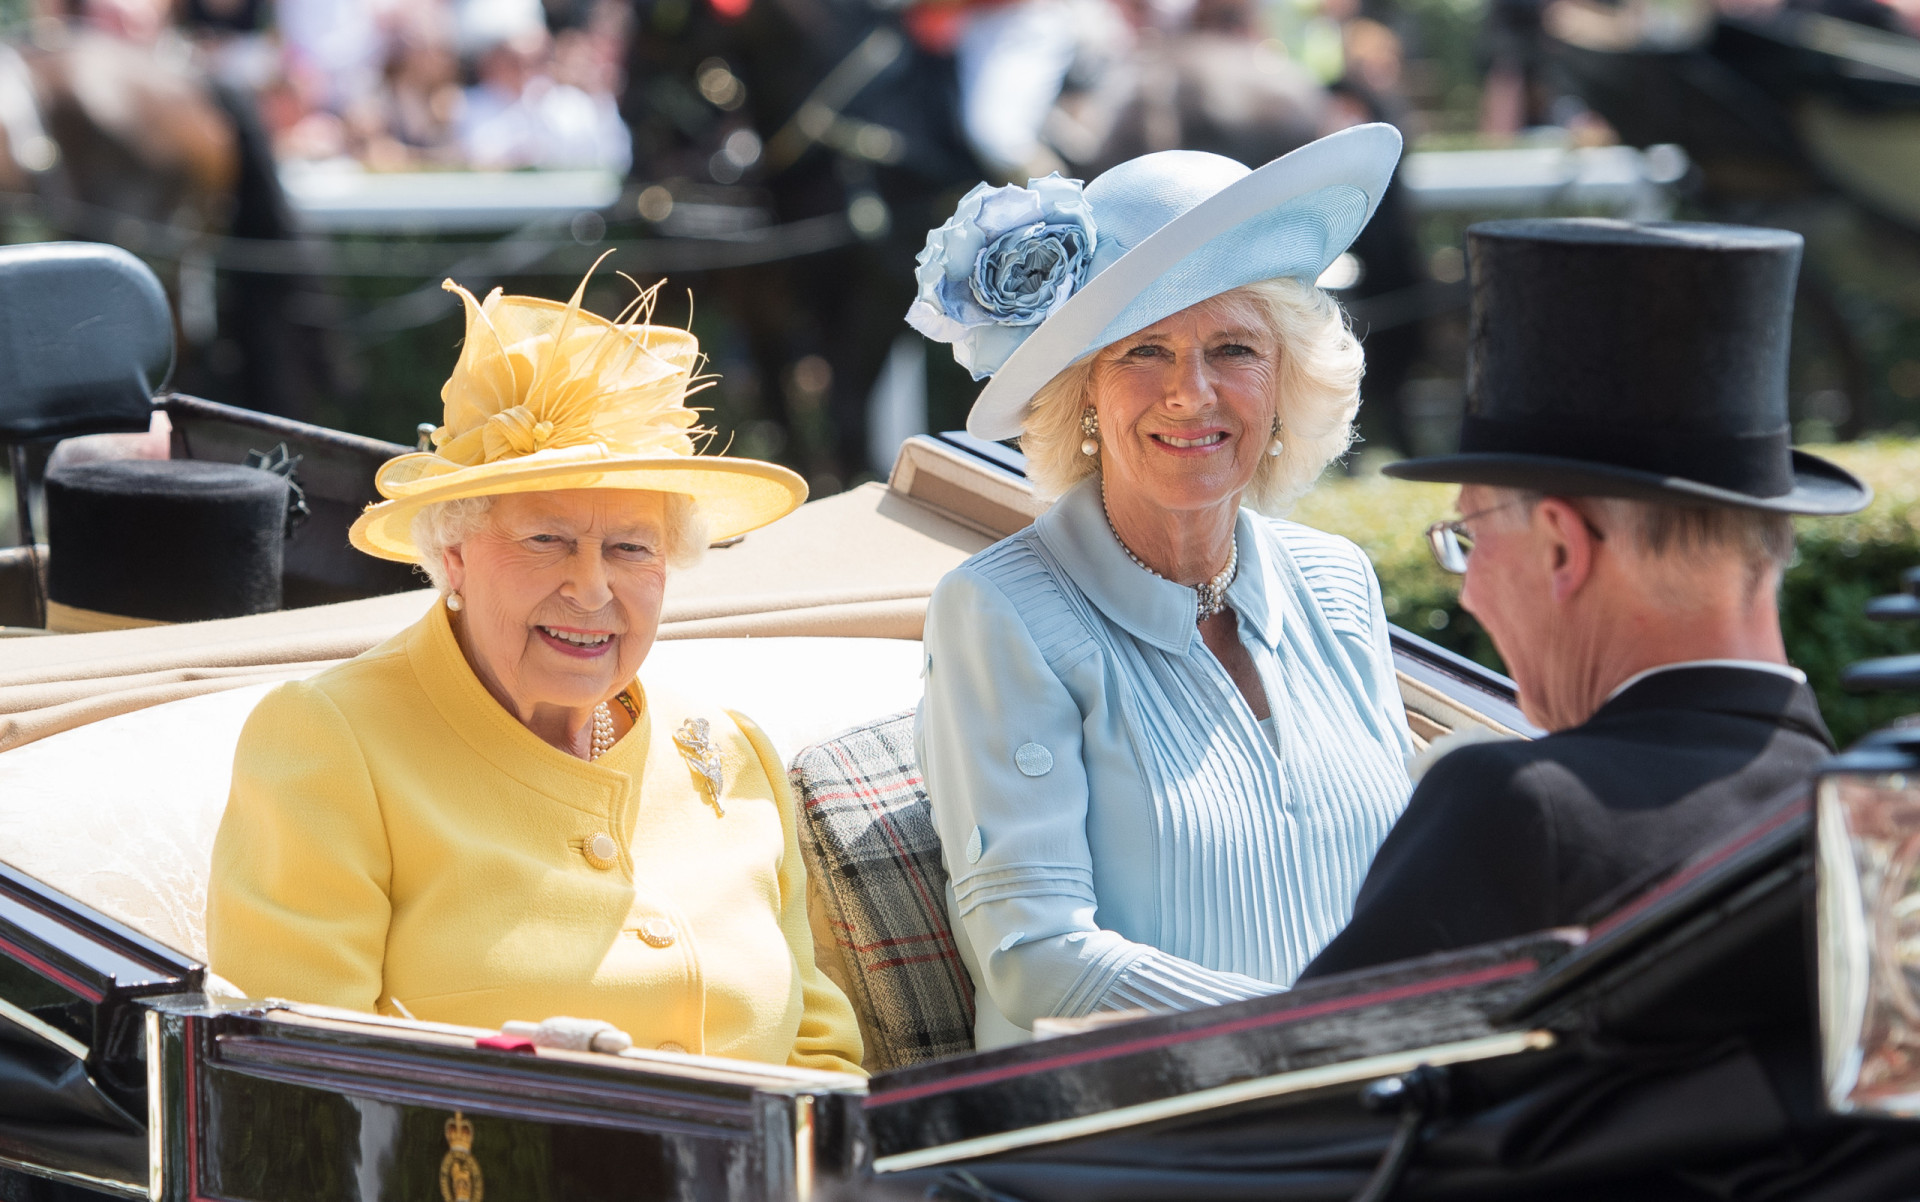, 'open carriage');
0,243,1916,1202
